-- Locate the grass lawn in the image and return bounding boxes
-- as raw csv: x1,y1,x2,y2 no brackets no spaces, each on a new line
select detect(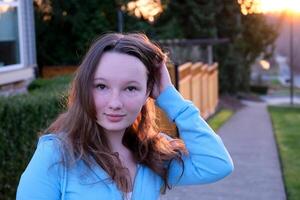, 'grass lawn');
208,108,234,132
268,106,300,200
